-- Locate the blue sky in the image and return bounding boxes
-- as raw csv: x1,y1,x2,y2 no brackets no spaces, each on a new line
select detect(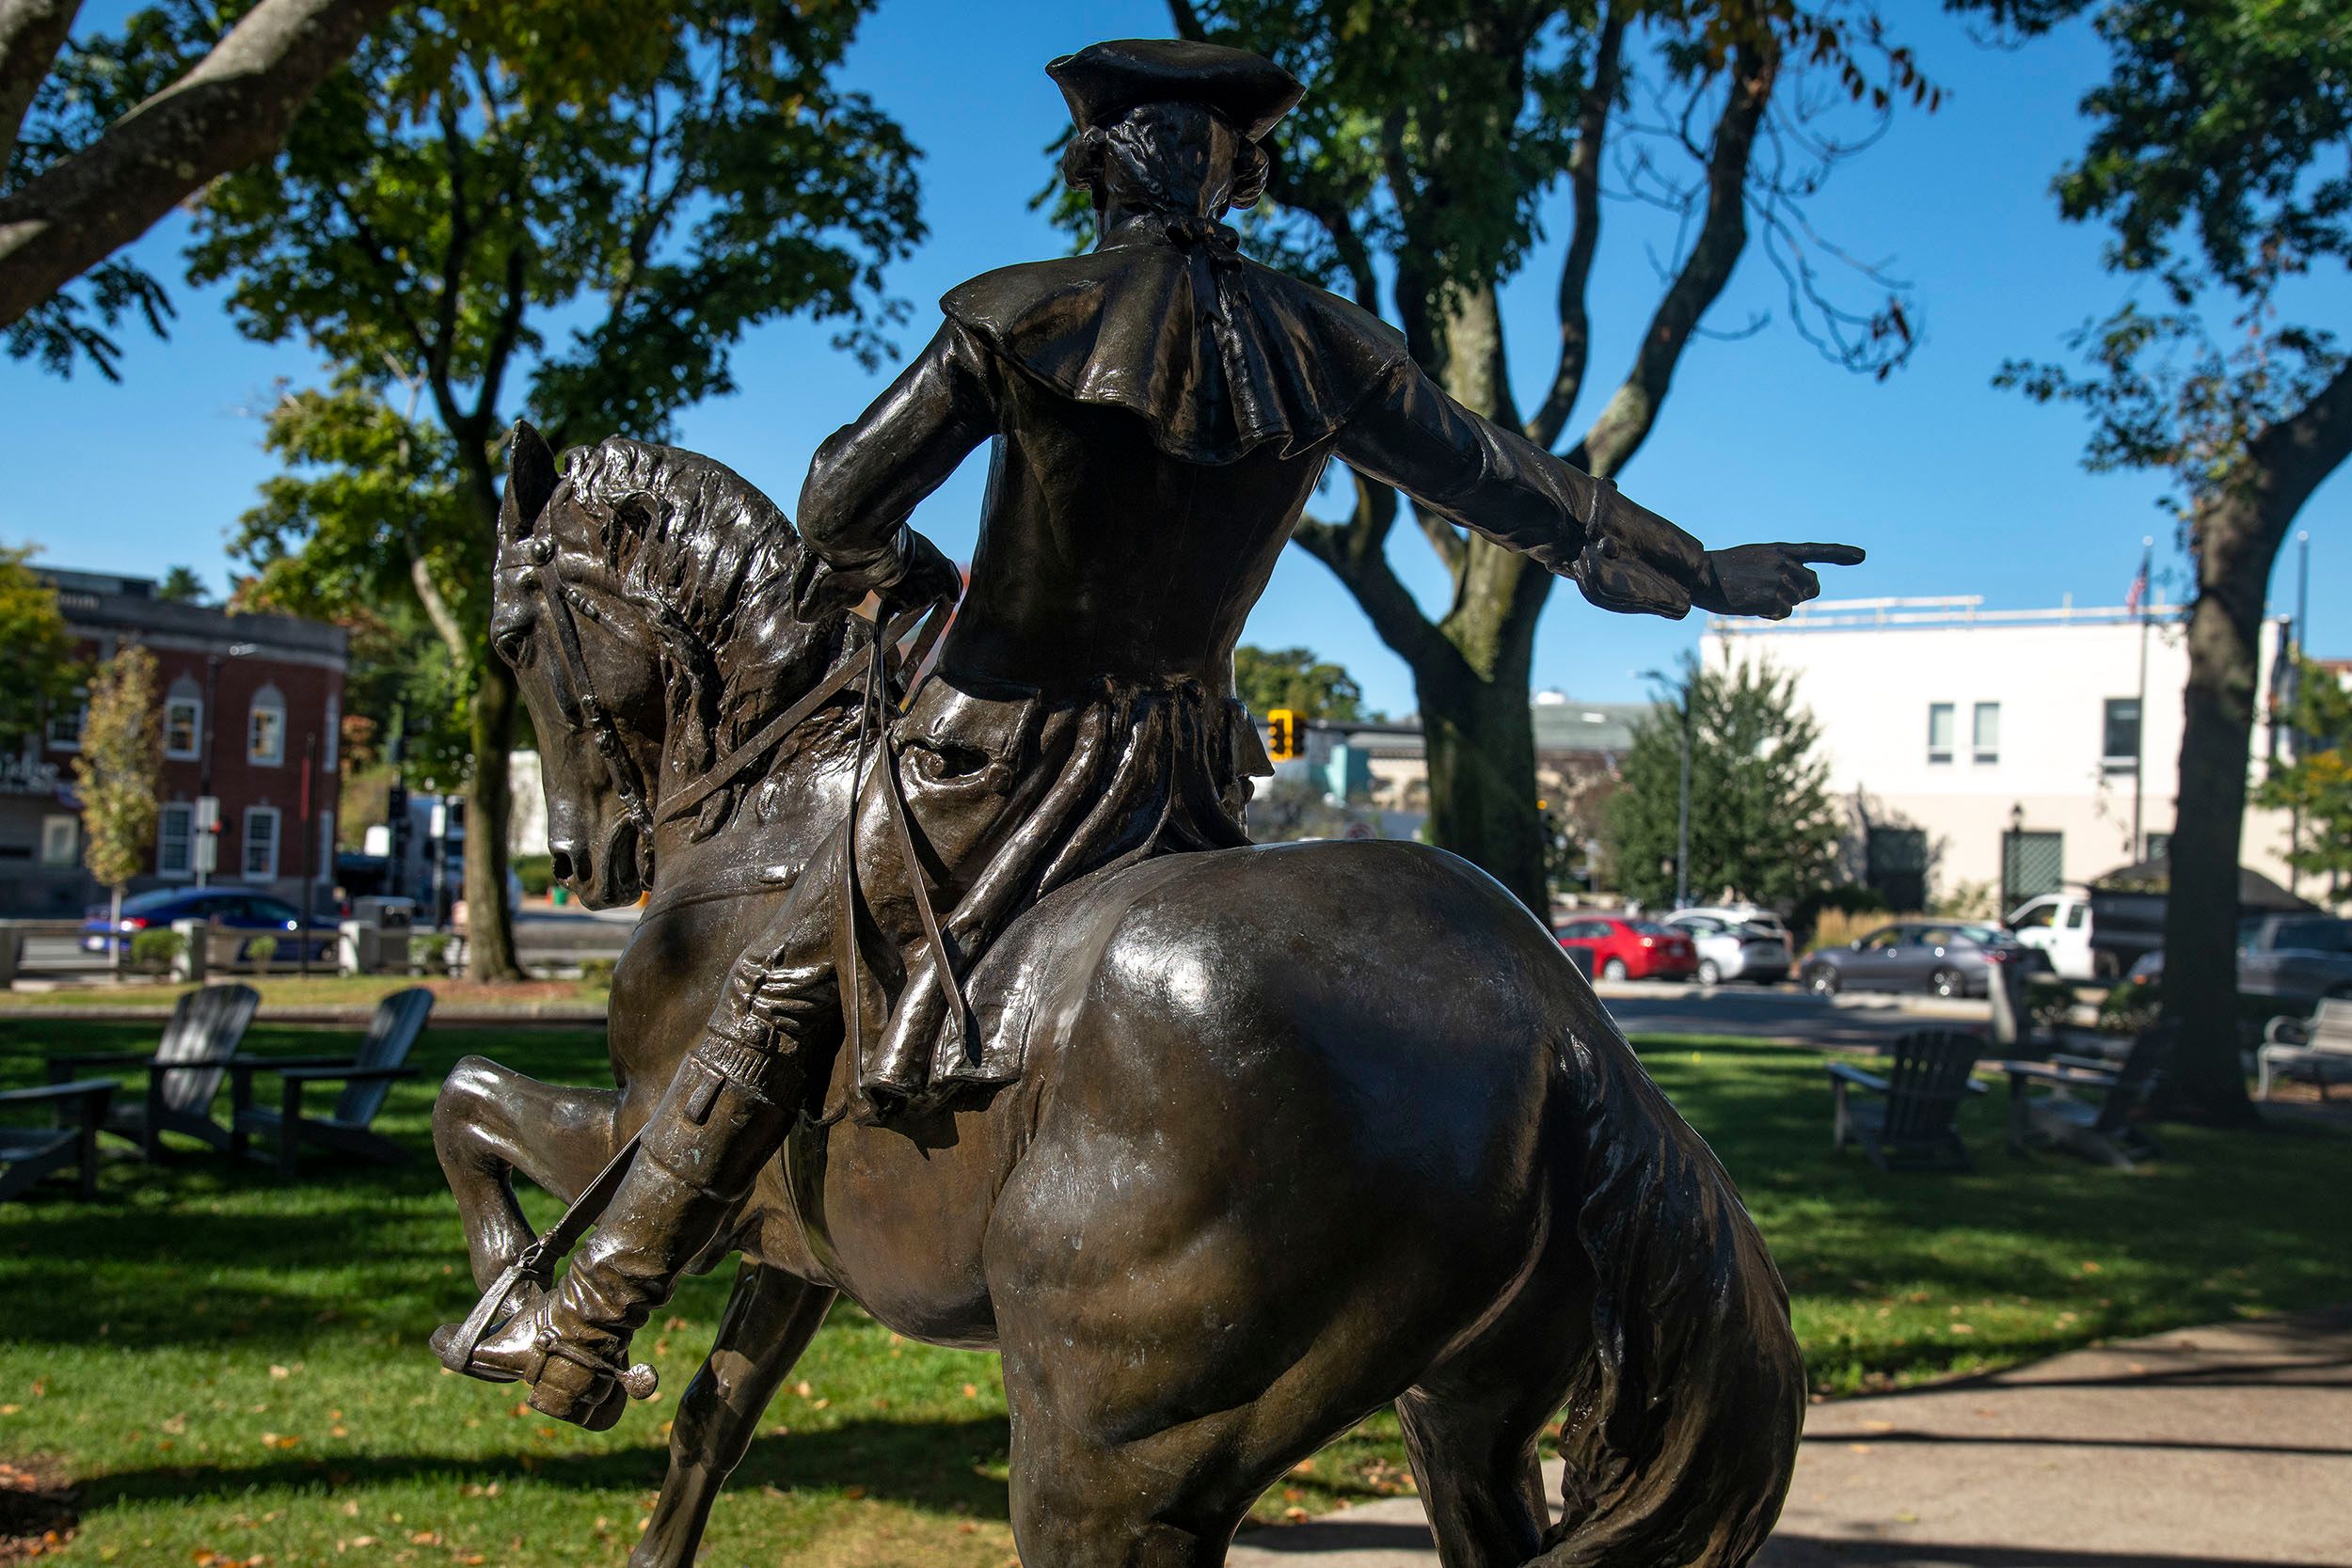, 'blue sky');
4,0,2343,714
